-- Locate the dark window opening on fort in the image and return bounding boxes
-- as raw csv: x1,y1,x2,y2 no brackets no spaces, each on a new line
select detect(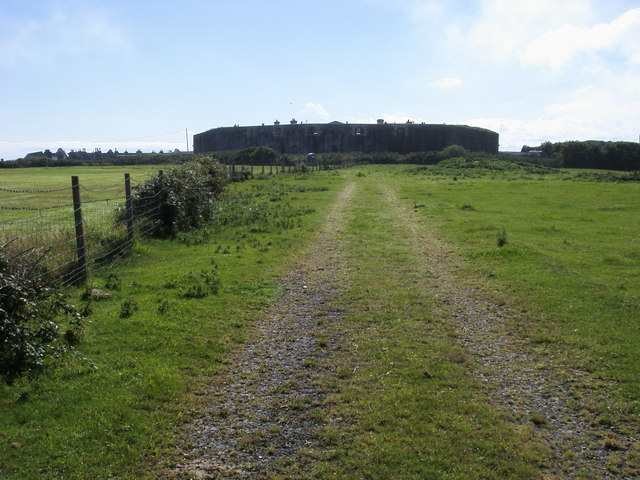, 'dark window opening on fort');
355,127,362,136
